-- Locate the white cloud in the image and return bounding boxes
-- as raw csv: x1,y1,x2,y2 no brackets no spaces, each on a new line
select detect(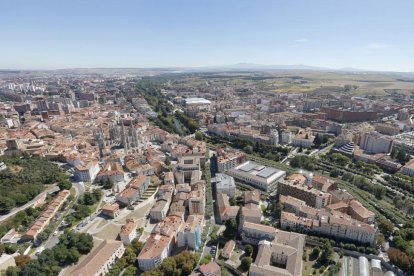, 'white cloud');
366,43,390,49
